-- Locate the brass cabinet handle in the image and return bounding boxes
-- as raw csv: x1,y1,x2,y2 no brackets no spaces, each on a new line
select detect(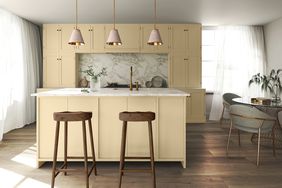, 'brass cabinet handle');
184,58,188,60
